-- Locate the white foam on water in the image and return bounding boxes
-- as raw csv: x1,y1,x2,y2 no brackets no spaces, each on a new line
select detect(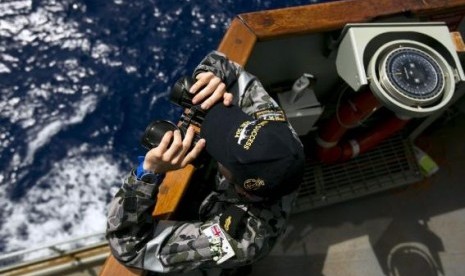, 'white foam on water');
0,0,32,17
1,151,122,253
24,94,98,164
0,62,11,73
